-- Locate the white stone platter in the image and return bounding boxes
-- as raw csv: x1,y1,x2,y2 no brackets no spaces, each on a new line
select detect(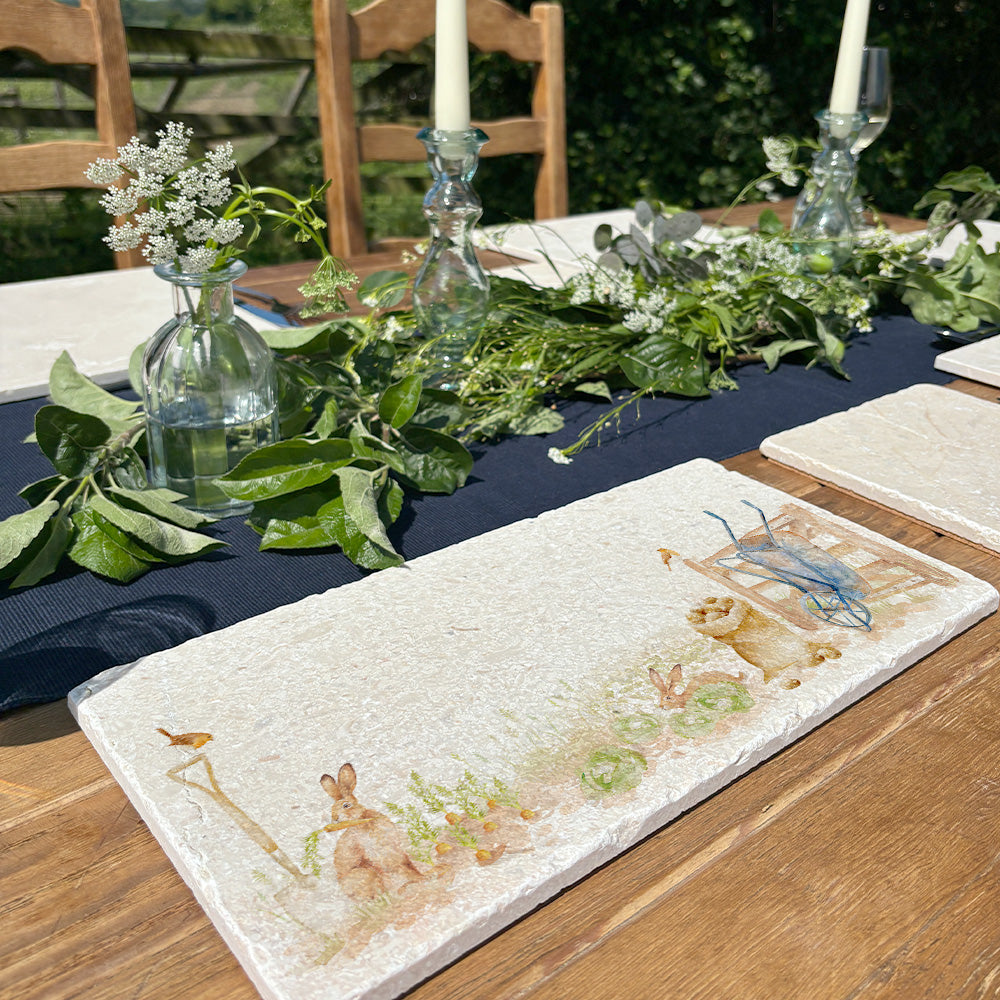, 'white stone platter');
934,333,1000,388
0,267,279,404
69,457,997,1000
760,384,1000,553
